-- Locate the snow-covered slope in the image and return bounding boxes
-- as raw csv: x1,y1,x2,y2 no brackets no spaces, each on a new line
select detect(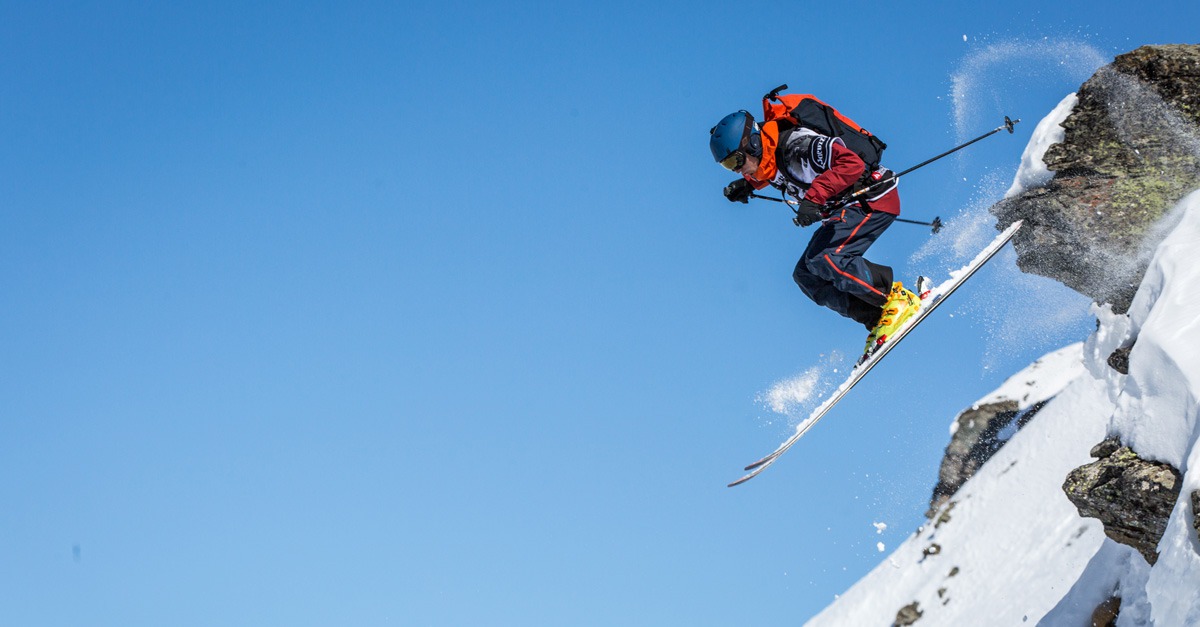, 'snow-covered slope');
969,342,1083,412
806,341,1111,626
807,190,1200,627
1094,188,1200,626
